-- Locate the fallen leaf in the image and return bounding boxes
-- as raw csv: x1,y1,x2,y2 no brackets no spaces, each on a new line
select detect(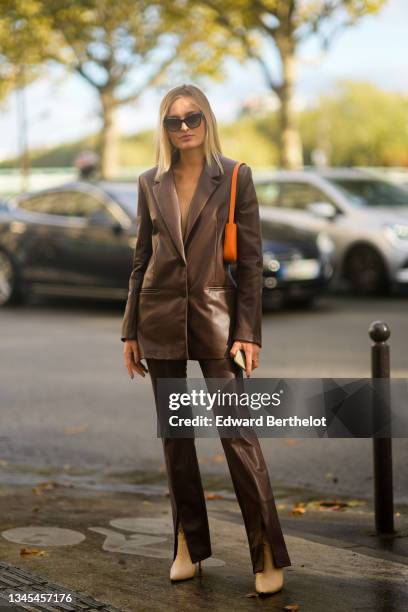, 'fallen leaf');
283,604,300,611
0,459,8,466
292,502,306,516
347,500,365,508
199,454,225,465
204,491,223,500
245,591,258,598
211,454,225,463
310,500,348,511
32,480,58,495
305,499,365,512
20,547,47,557
317,500,348,508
